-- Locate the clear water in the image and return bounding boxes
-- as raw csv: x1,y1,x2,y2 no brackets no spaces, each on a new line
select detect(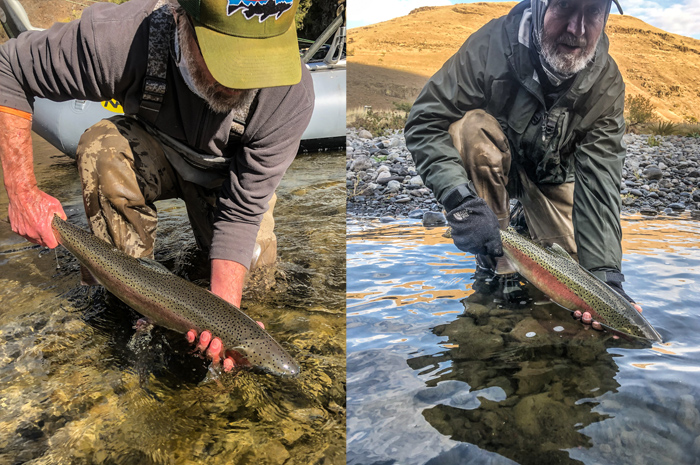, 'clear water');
0,134,346,464
347,215,700,465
